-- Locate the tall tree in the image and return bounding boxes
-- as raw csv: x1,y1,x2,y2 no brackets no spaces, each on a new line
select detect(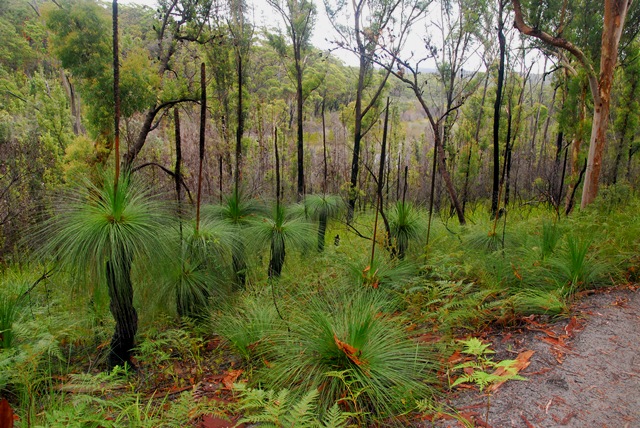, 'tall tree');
511,0,634,208
375,0,485,225
267,0,317,200
491,0,507,216
324,0,429,220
